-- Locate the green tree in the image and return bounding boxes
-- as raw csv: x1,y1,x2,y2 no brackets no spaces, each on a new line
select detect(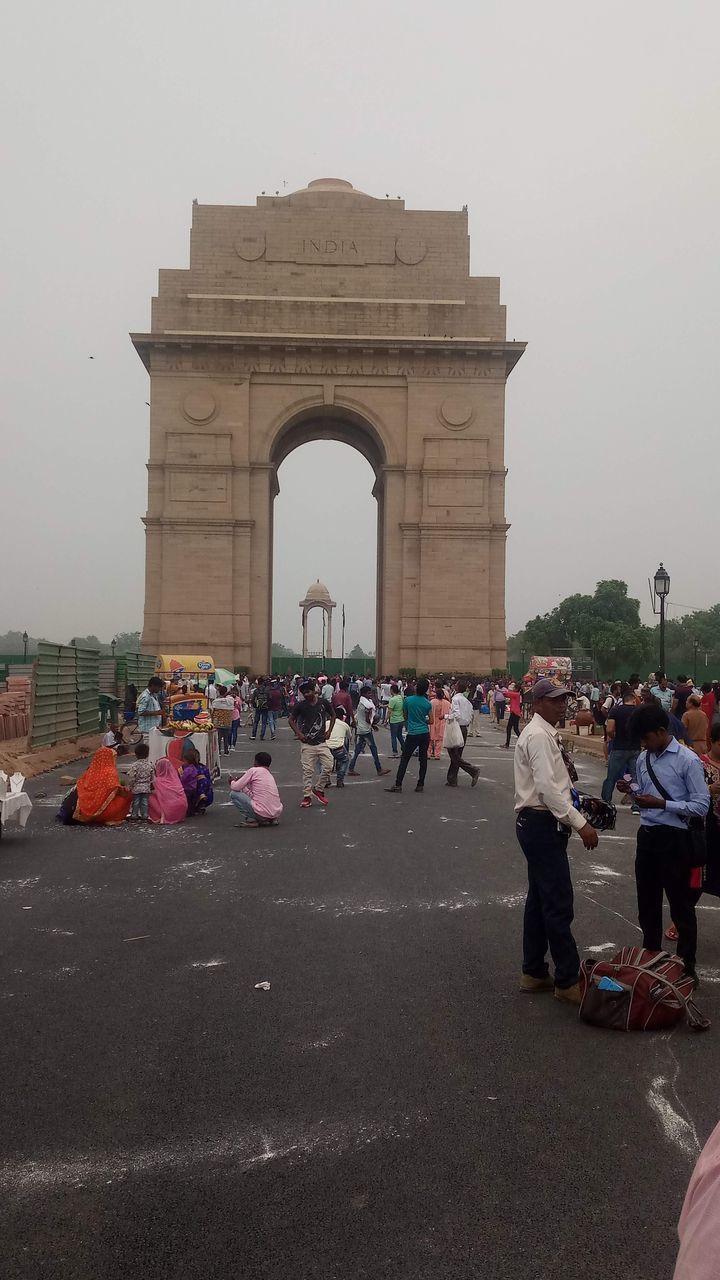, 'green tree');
68,634,111,654
0,630,42,654
271,641,295,656
113,631,142,653
519,581,654,675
